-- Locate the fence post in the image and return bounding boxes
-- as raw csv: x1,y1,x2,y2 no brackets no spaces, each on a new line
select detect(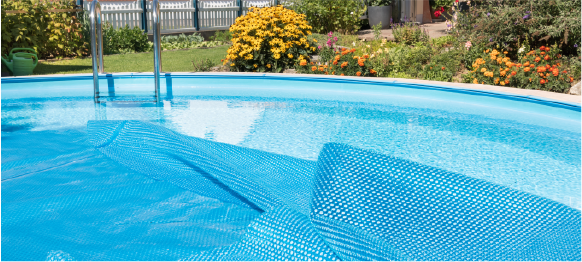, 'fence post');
193,0,199,31
237,0,242,17
141,0,148,33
